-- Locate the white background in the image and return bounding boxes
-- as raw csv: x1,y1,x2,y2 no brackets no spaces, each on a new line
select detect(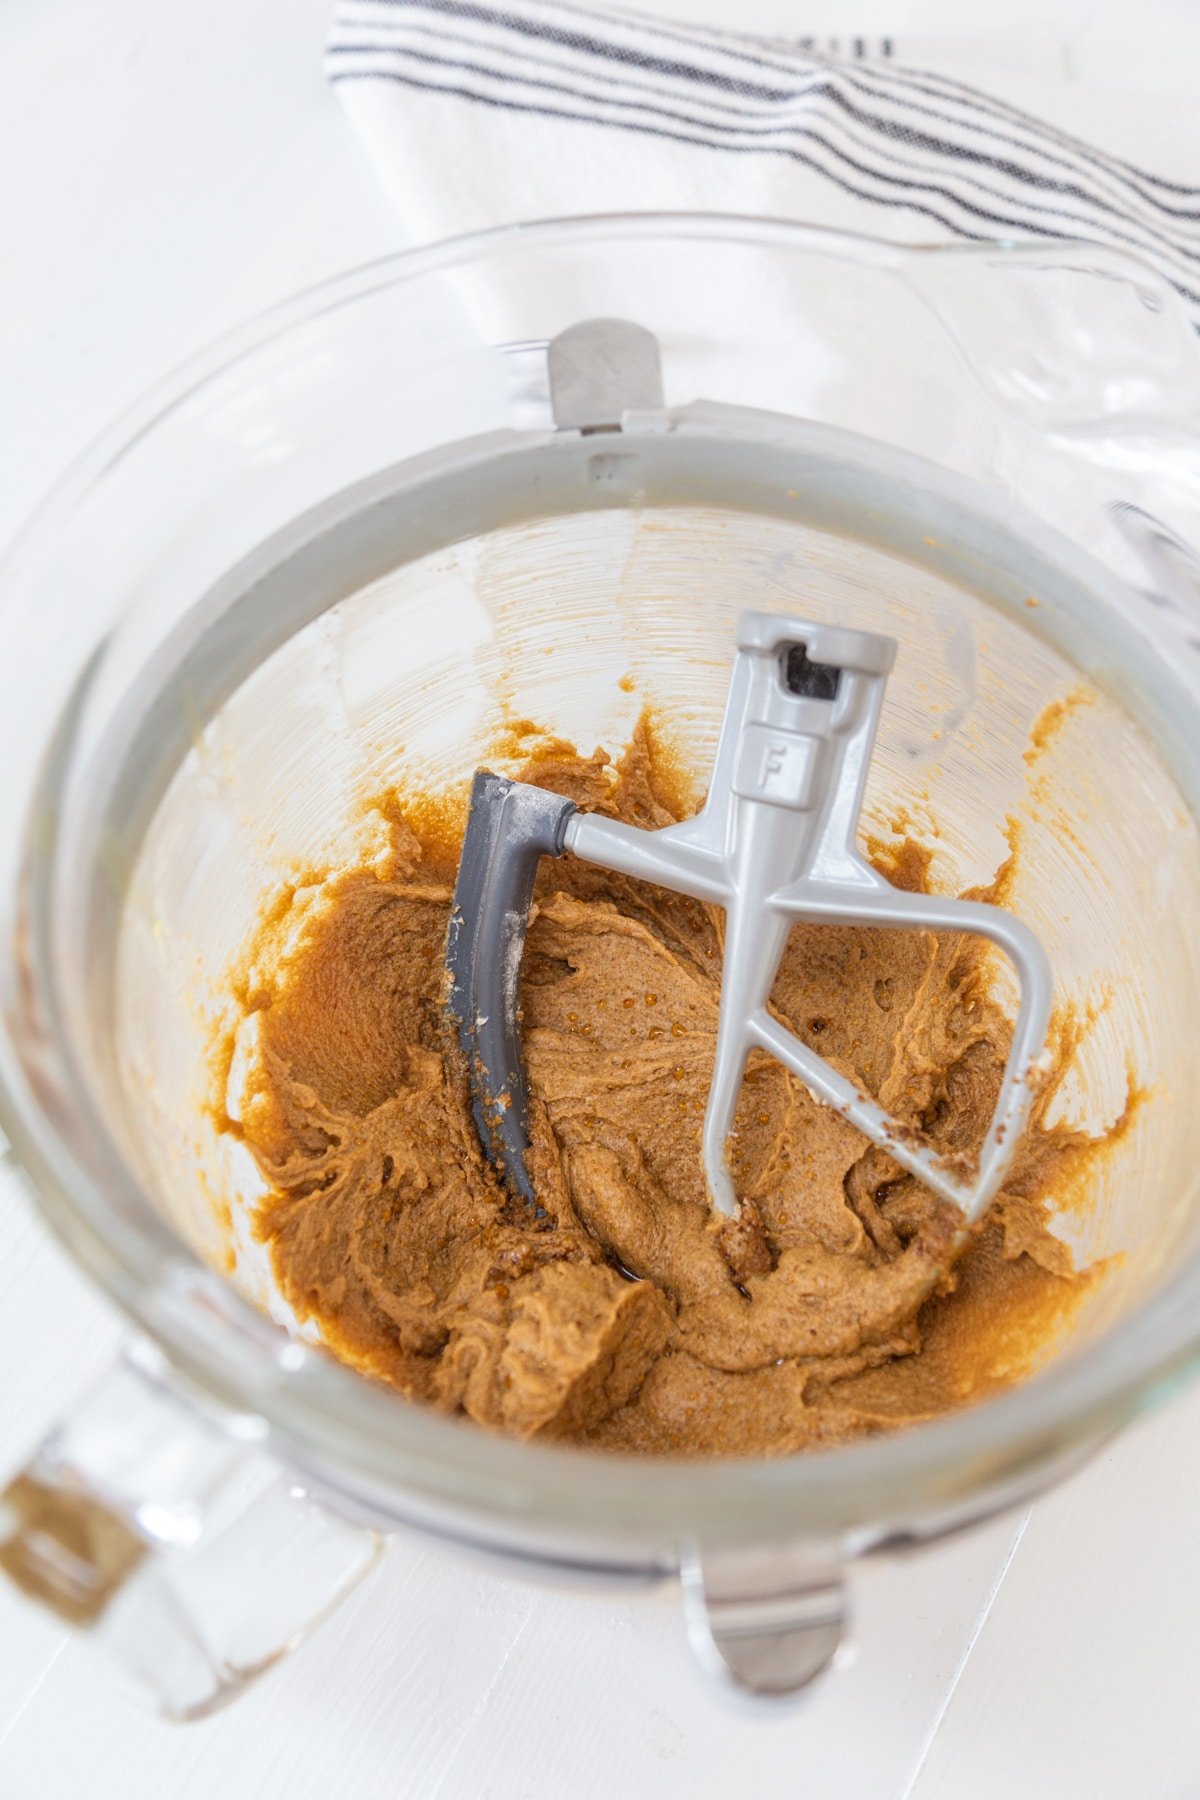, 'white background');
3,1,1200,1795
